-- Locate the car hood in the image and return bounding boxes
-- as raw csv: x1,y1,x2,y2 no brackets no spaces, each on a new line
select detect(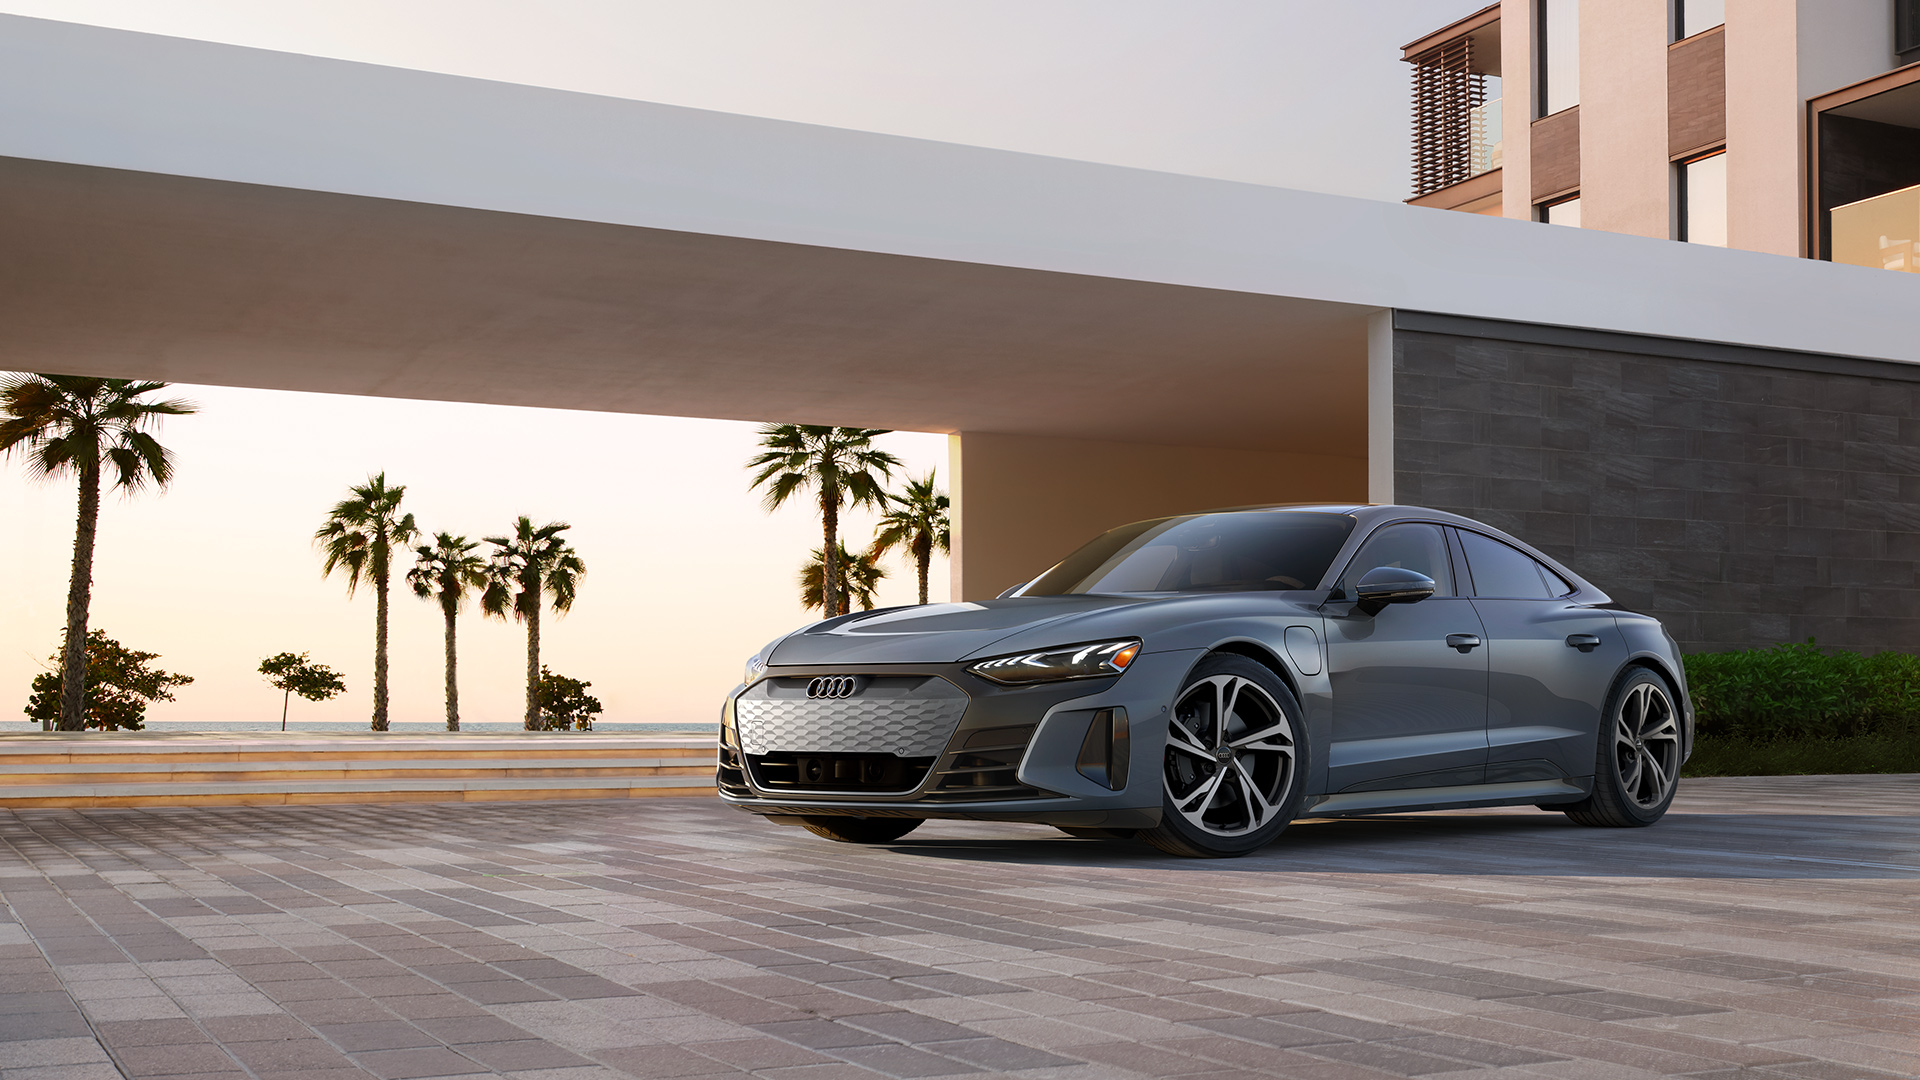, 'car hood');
768,596,1160,666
